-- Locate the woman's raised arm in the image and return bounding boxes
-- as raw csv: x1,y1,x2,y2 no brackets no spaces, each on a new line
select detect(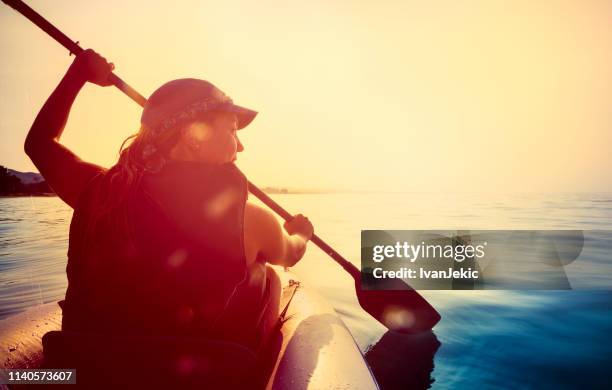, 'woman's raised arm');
24,49,114,208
